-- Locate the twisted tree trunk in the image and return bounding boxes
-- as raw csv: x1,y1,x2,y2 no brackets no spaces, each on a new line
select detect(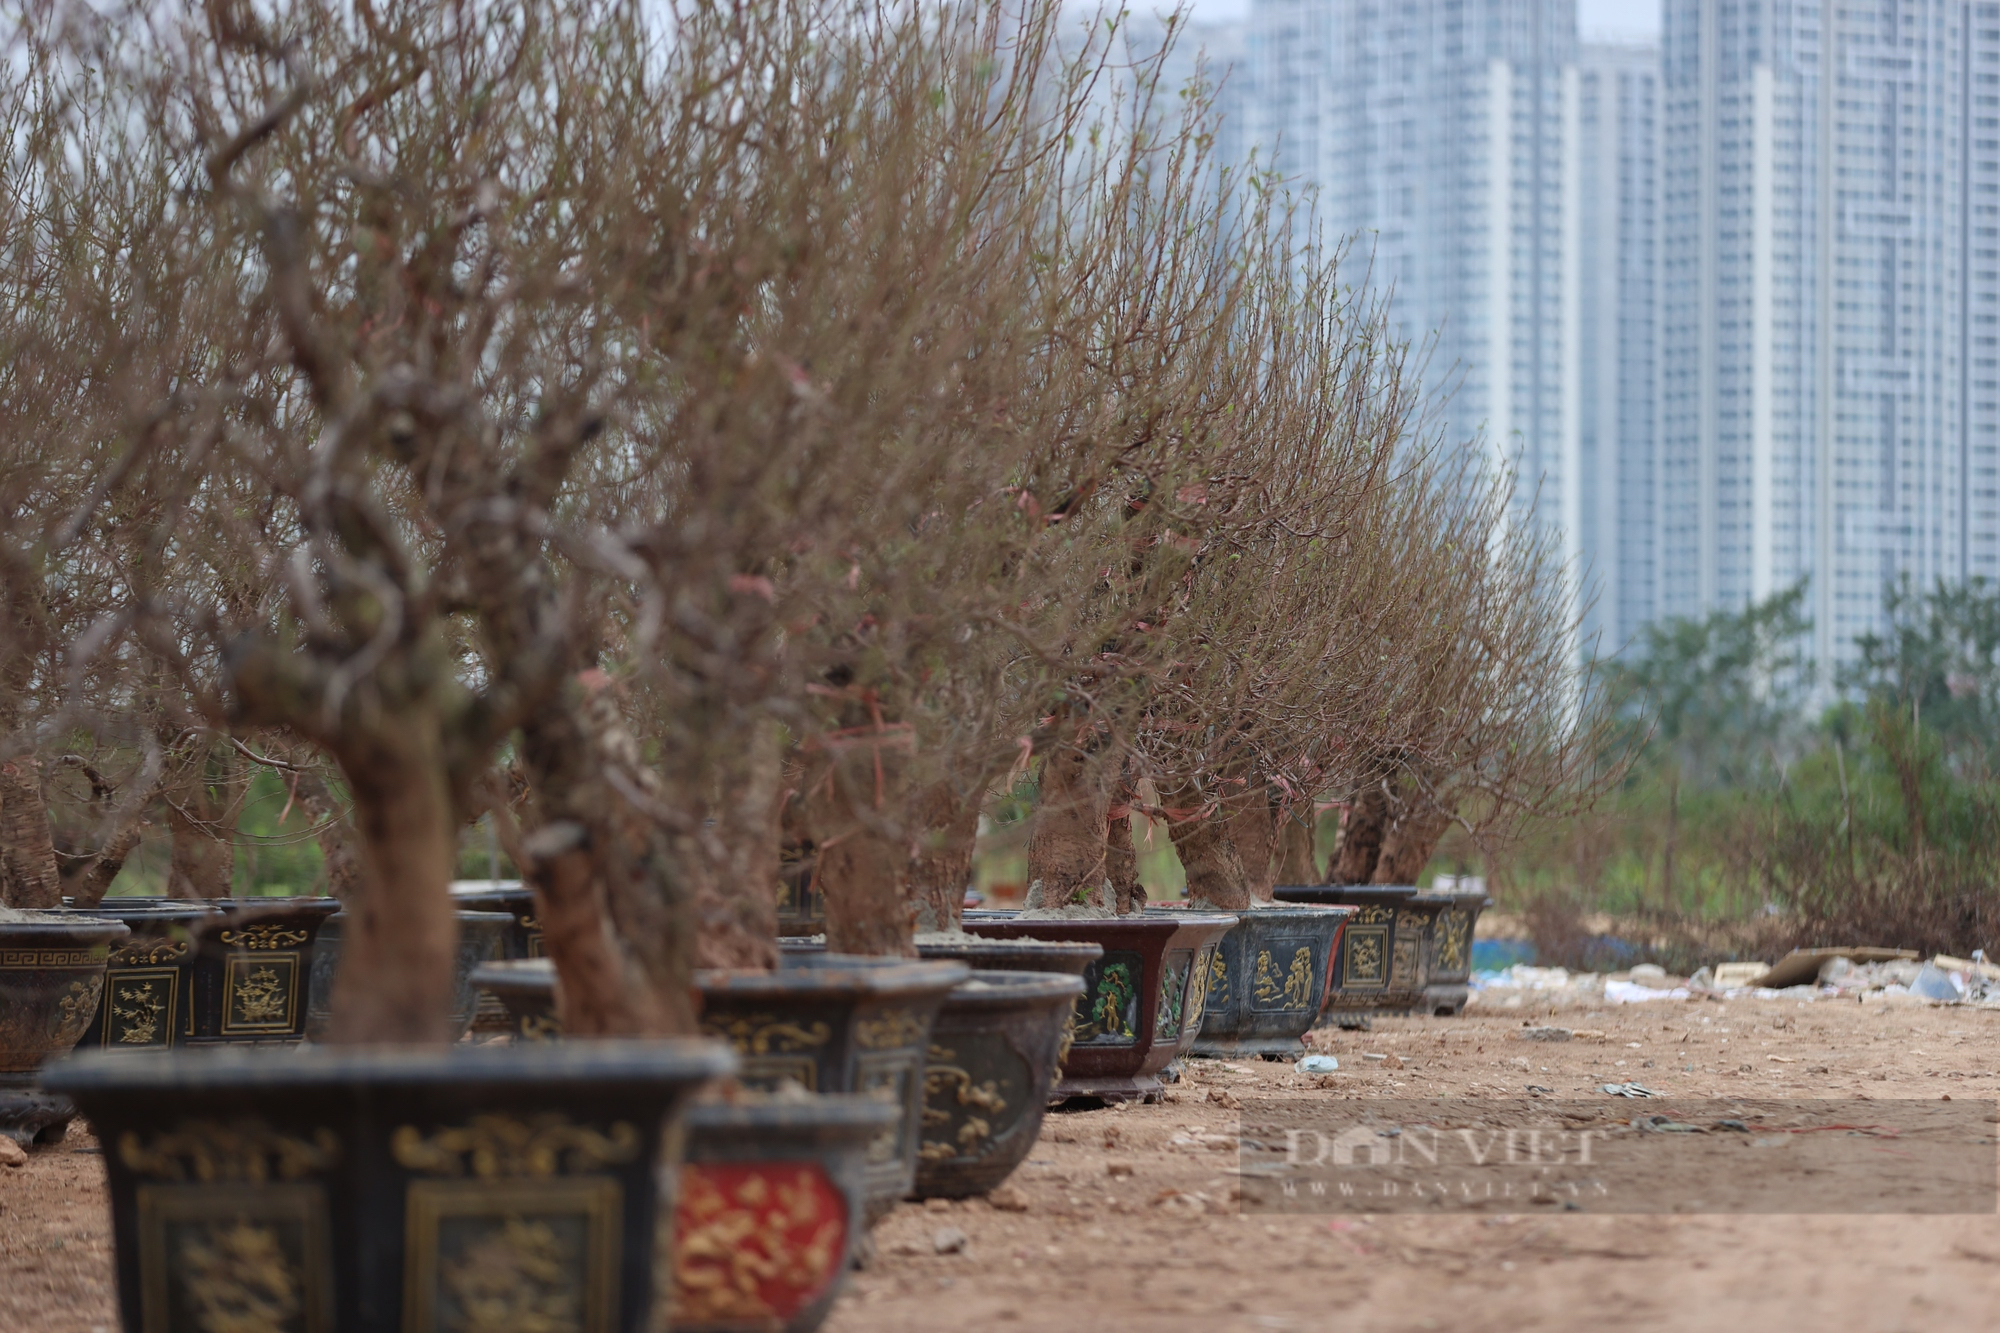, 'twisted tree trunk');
1169,810,1250,913
515,677,702,1034
808,696,917,957
1225,788,1277,905
0,757,62,909
1023,742,1114,911
1272,803,1319,885
686,719,783,970
1326,779,1389,885
1372,806,1452,885
908,778,982,934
